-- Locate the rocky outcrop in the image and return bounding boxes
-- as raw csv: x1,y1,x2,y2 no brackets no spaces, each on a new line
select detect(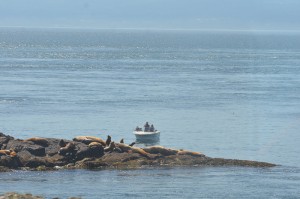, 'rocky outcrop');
0,132,276,172
0,192,44,199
